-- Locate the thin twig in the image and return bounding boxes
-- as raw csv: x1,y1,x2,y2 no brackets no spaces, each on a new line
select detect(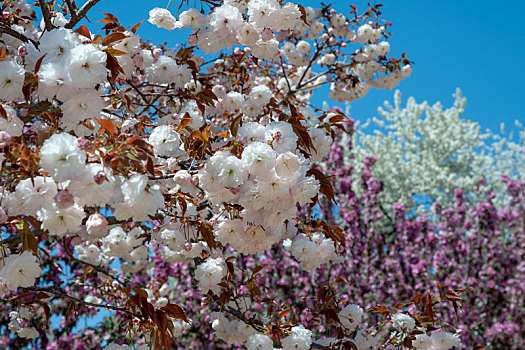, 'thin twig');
22,285,142,319
65,0,103,29
279,55,293,94
62,237,126,286
126,79,164,116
